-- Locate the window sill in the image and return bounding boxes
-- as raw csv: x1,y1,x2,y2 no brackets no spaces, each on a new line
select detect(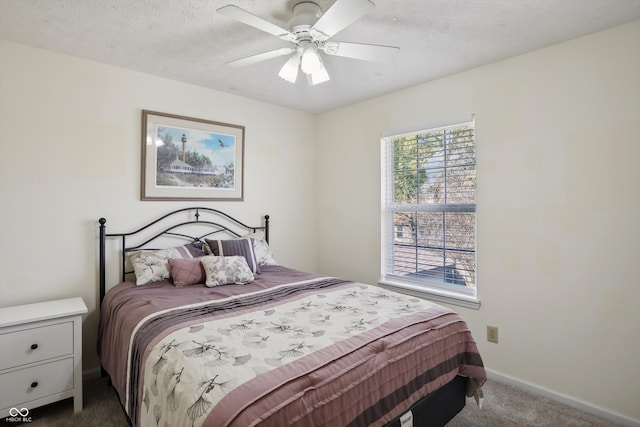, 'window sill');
378,279,481,310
